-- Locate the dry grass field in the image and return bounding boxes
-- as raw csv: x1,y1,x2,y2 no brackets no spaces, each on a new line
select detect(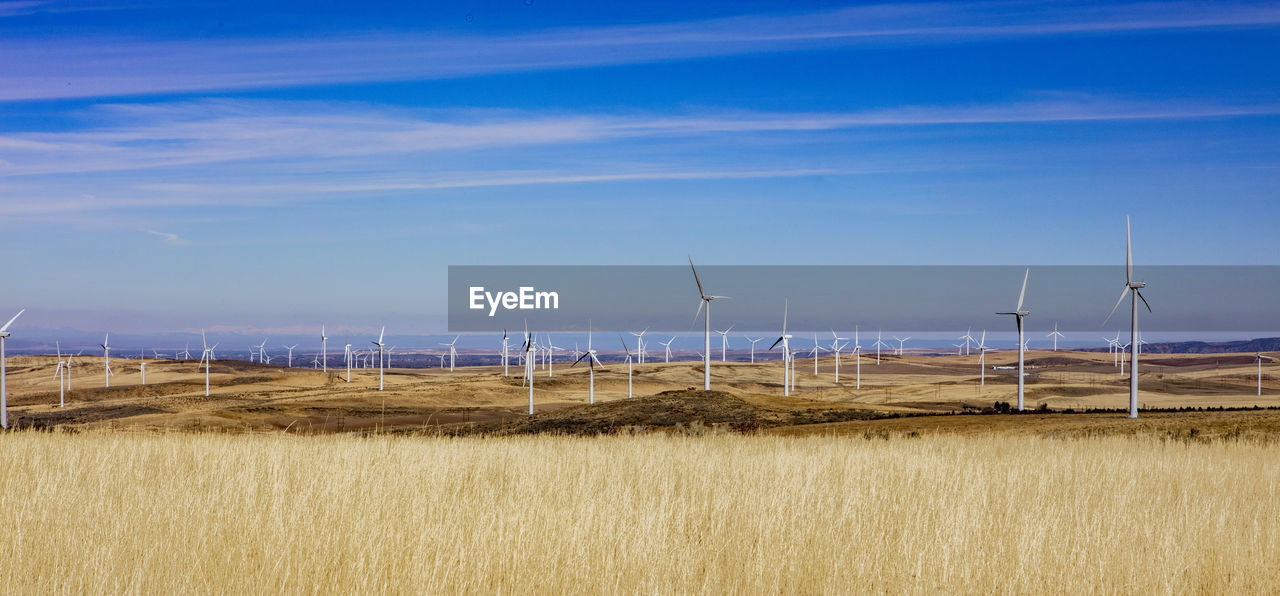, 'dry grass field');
1,431,1276,593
